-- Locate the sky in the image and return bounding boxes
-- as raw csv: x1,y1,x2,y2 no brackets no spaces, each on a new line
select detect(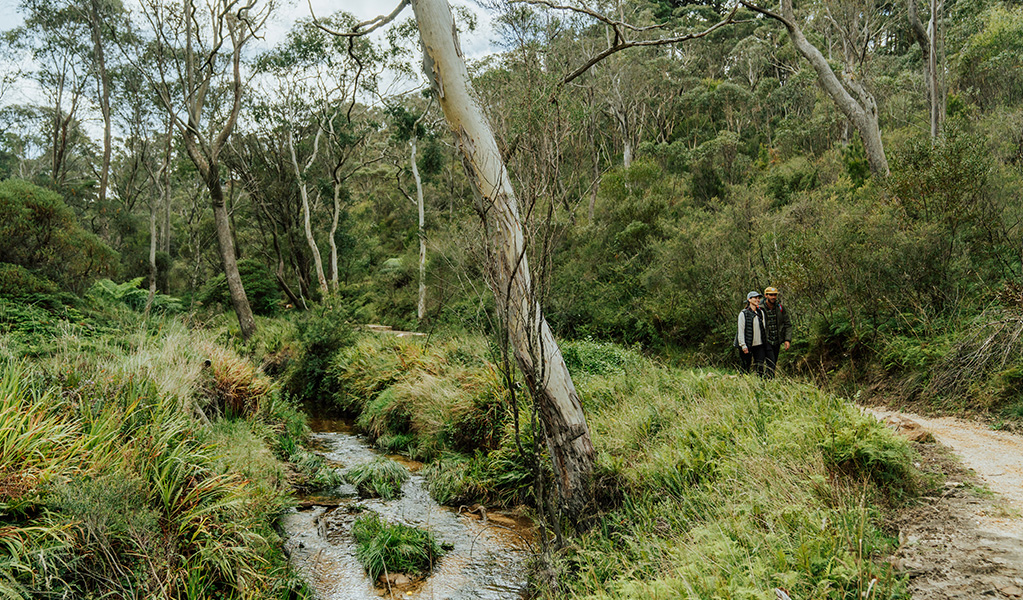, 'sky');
0,0,501,109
